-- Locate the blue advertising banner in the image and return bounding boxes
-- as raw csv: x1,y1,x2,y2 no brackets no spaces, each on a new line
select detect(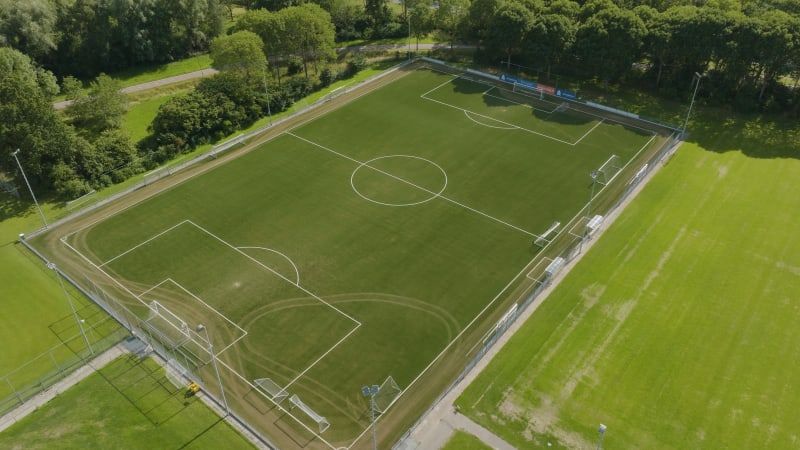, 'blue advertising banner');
499,73,537,90
556,88,577,100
